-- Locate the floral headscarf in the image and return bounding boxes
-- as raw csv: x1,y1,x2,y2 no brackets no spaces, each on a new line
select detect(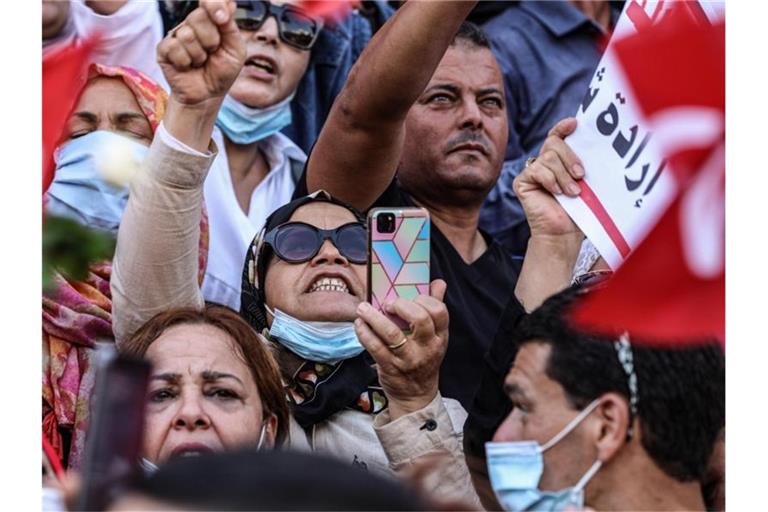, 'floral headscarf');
42,64,208,469
86,63,167,131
